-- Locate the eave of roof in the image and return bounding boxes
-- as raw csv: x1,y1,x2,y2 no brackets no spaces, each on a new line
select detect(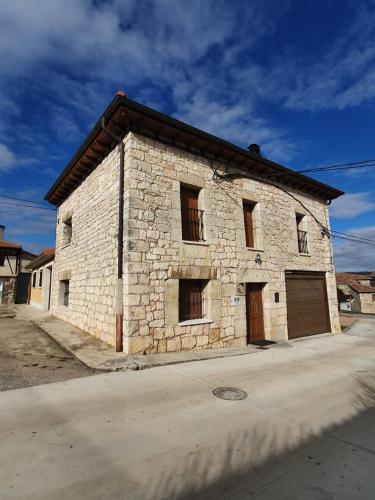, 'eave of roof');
25,248,55,270
45,93,344,206
336,273,375,293
0,240,21,250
